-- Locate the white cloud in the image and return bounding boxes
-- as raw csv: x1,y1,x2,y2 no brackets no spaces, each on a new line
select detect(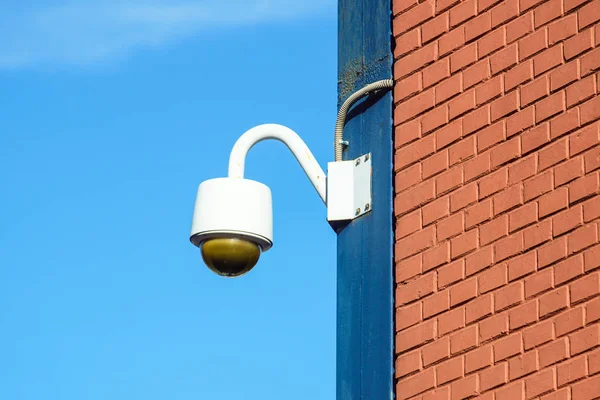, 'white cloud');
0,1,335,68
